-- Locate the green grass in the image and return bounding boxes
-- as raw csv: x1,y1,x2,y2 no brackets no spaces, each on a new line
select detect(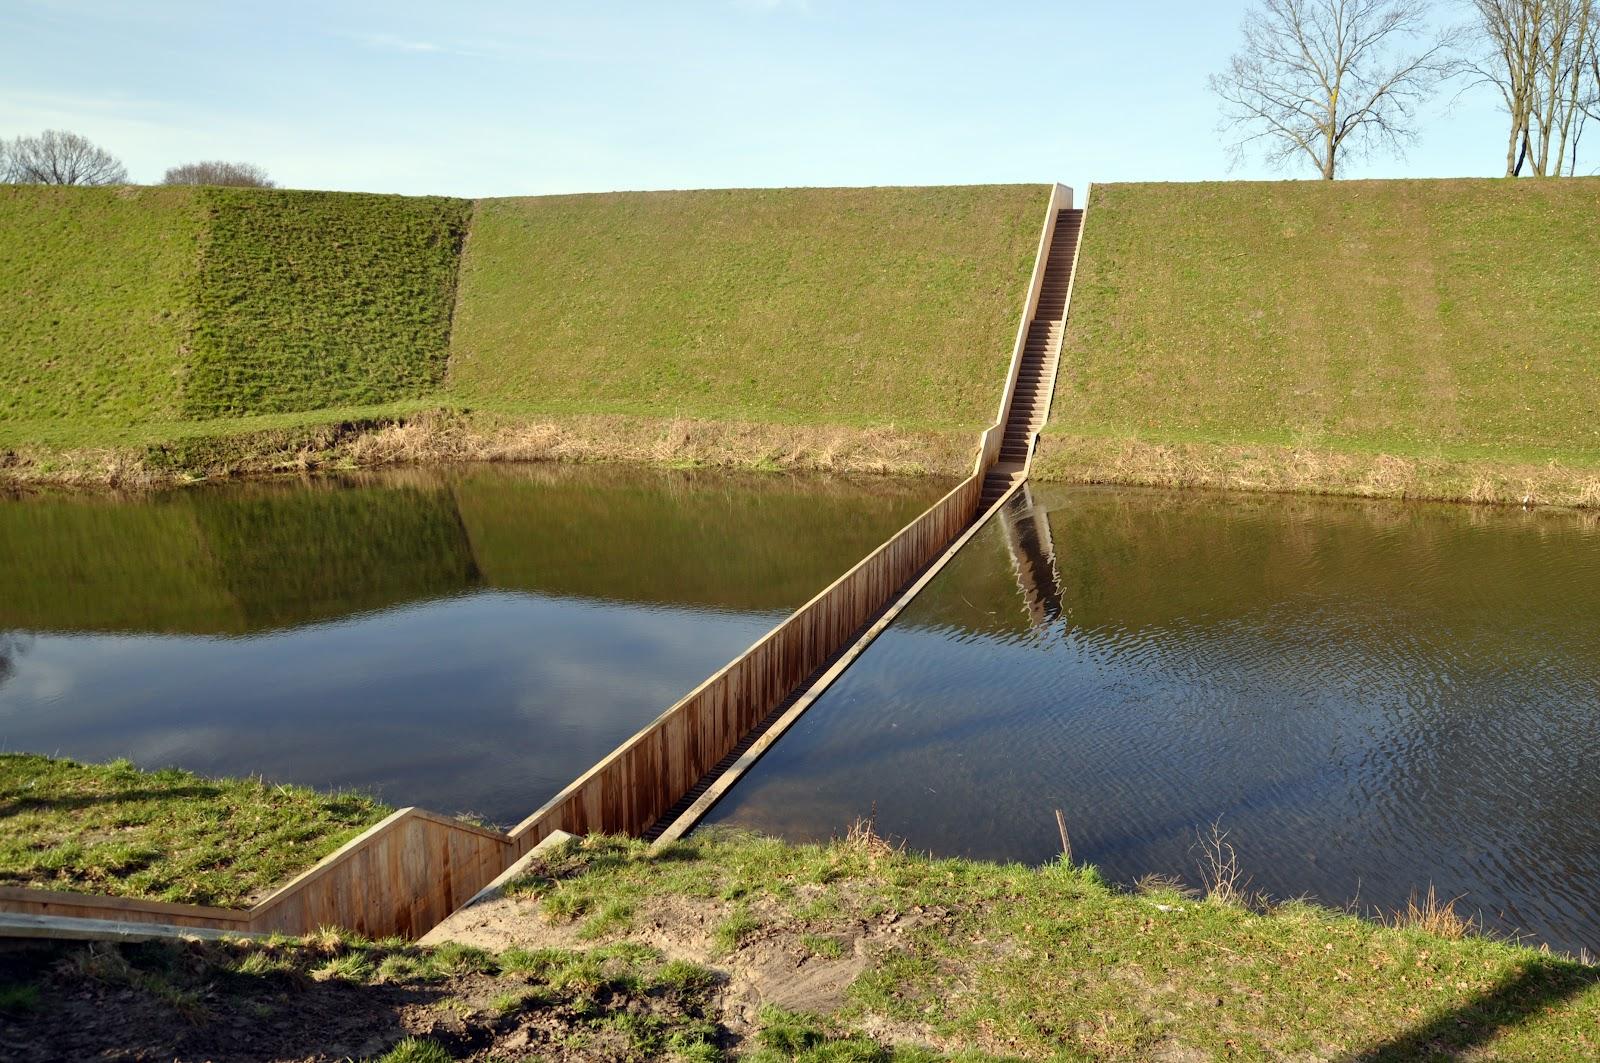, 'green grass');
508,832,1600,1061
14,831,1593,1057
0,754,389,906
1049,178,1600,467
1,184,1040,479
0,185,203,428
0,184,467,448
446,186,1045,431
183,188,469,418
10,178,1600,502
